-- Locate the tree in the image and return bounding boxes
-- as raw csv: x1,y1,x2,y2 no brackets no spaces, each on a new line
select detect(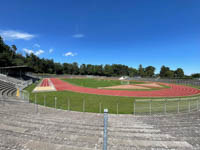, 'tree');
95,65,103,76
13,53,25,66
104,64,113,76
192,73,200,78
0,36,189,78
0,36,13,67
11,45,17,52
145,66,155,77
72,62,79,75
79,64,87,75
128,68,138,77
54,63,63,74
138,64,145,77
160,66,170,78
46,59,55,74
165,70,174,78
86,64,94,75
25,53,41,72
174,68,184,78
